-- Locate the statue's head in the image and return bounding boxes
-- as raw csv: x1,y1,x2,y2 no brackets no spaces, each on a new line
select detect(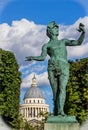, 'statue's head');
46,21,59,38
